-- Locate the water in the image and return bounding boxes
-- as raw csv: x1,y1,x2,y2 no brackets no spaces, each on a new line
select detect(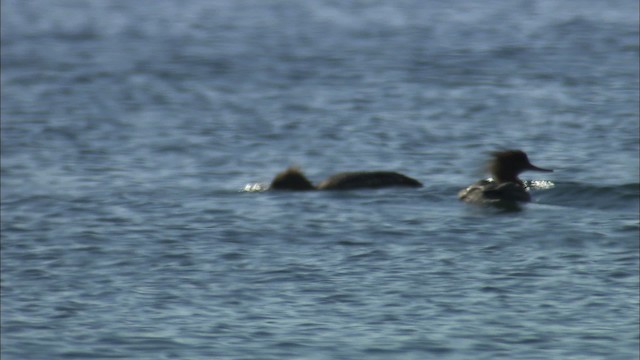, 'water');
1,1,638,359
